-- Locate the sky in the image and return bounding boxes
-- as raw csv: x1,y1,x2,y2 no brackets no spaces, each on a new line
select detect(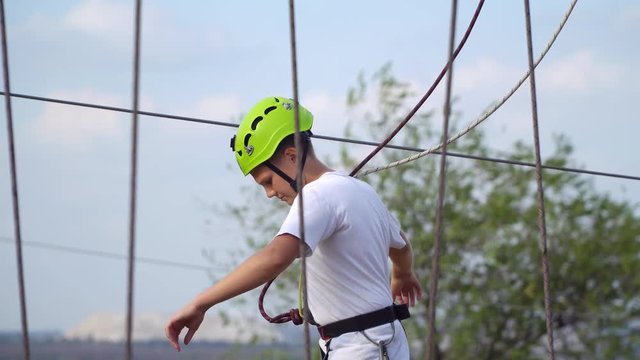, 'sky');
1,0,639,334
